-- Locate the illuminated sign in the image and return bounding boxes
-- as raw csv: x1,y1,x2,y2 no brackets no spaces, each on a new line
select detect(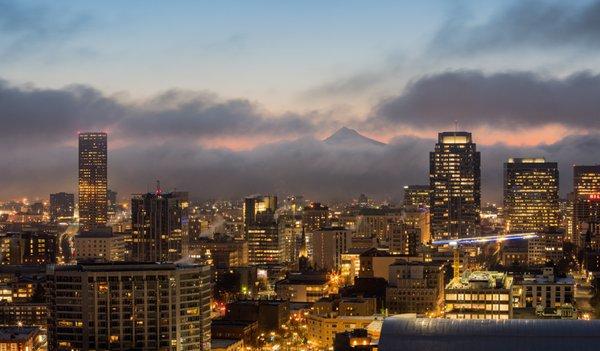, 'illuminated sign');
589,194,600,201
